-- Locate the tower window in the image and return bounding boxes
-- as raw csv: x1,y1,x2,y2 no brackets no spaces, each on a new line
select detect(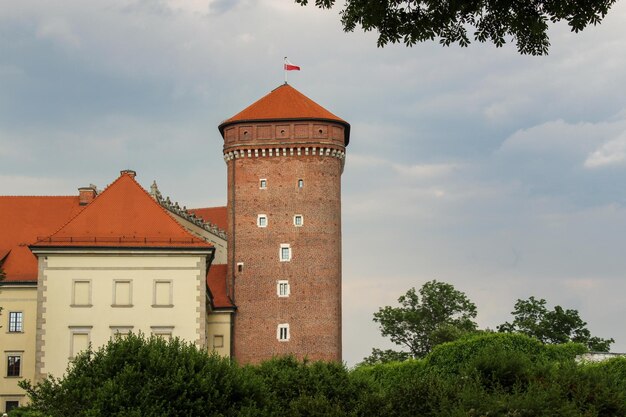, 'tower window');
277,324,290,341
257,214,268,228
237,262,244,273
298,179,304,188
260,179,267,189
277,280,290,297
294,215,303,227
280,244,291,262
